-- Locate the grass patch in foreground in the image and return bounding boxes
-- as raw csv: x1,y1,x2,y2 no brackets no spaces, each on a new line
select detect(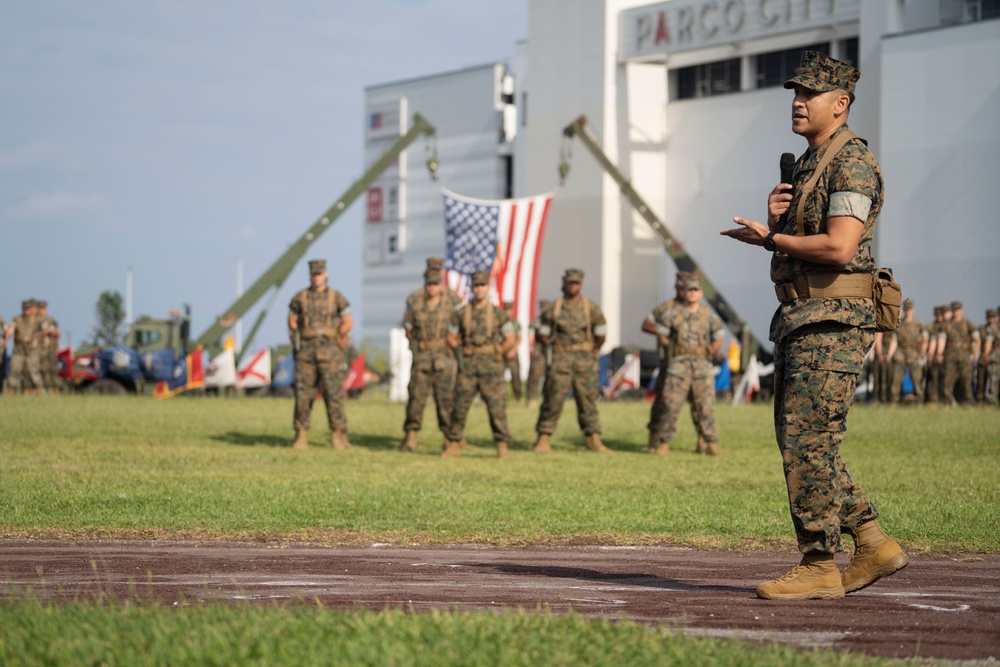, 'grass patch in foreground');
1,394,998,552
0,602,919,667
